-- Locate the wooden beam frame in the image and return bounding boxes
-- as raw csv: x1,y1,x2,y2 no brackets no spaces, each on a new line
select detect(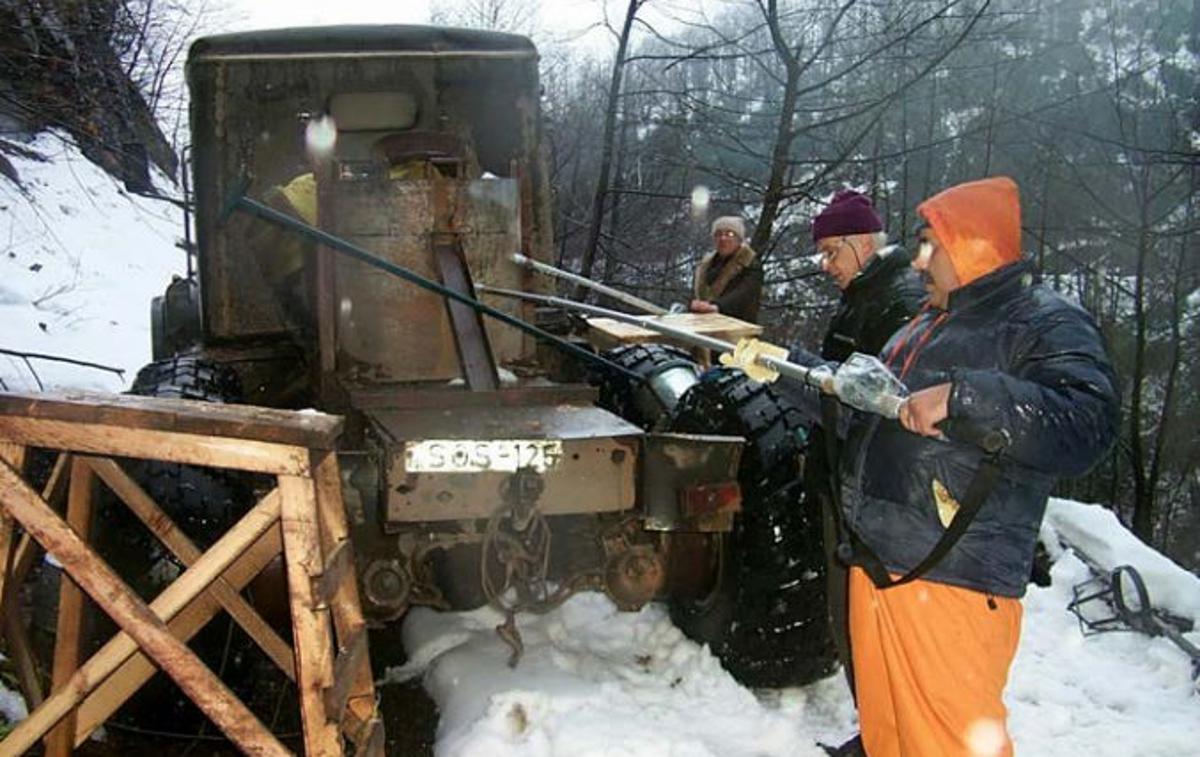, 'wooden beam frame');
84,456,296,679
0,460,289,756
0,392,380,756
46,458,96,756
